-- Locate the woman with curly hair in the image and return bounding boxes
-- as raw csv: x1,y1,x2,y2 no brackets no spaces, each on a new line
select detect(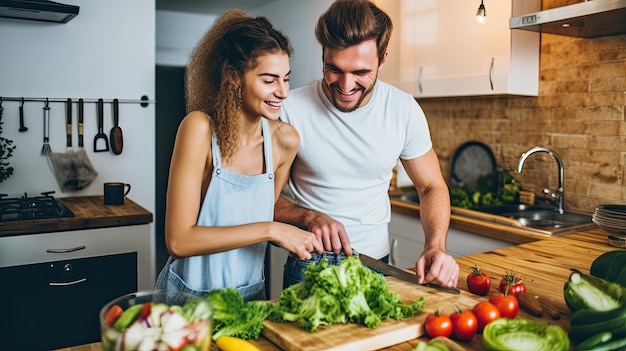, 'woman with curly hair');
156,9,322,301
